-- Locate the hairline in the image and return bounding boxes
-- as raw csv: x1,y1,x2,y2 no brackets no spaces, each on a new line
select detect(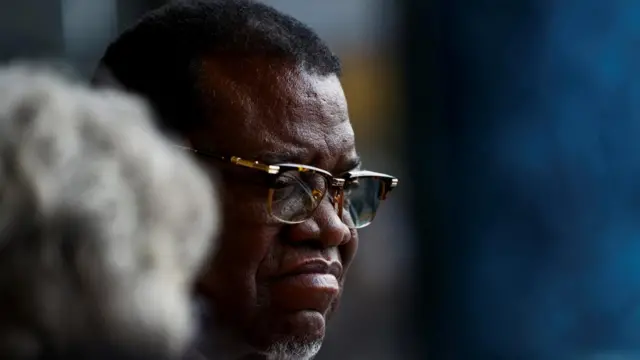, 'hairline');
186,53,342,134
